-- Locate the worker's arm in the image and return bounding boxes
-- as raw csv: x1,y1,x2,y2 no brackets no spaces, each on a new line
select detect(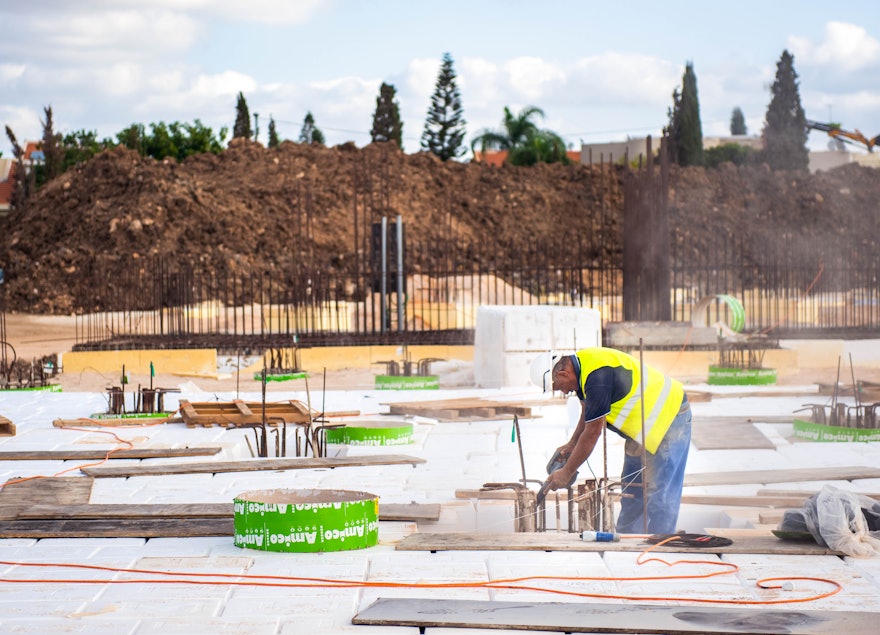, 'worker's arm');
546,415,604,490
555,414,584,459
